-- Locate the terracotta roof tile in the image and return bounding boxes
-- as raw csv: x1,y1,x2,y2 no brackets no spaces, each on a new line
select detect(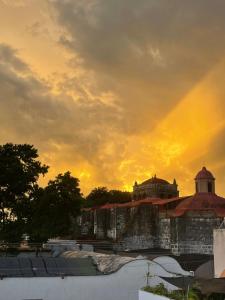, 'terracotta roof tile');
170,193,225,217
